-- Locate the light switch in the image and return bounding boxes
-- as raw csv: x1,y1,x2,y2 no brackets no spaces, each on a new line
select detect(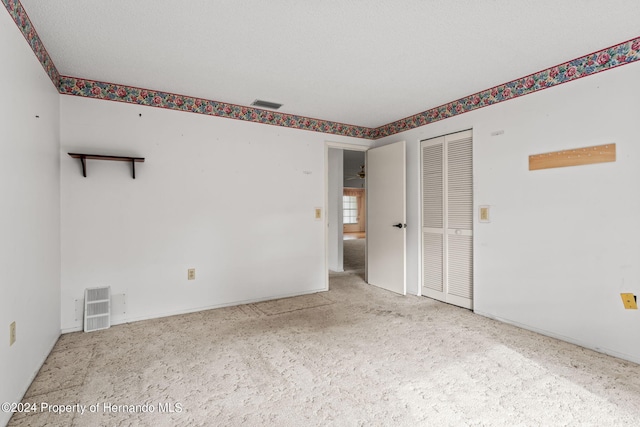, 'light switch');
9,321,16,346
479,205,490,223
